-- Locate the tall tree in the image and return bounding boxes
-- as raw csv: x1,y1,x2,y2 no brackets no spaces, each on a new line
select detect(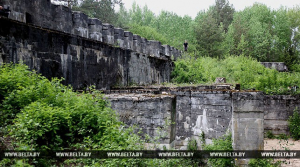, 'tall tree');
72,0,123,24
194,9,224,57
212,0,235,32
287,5,300,57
